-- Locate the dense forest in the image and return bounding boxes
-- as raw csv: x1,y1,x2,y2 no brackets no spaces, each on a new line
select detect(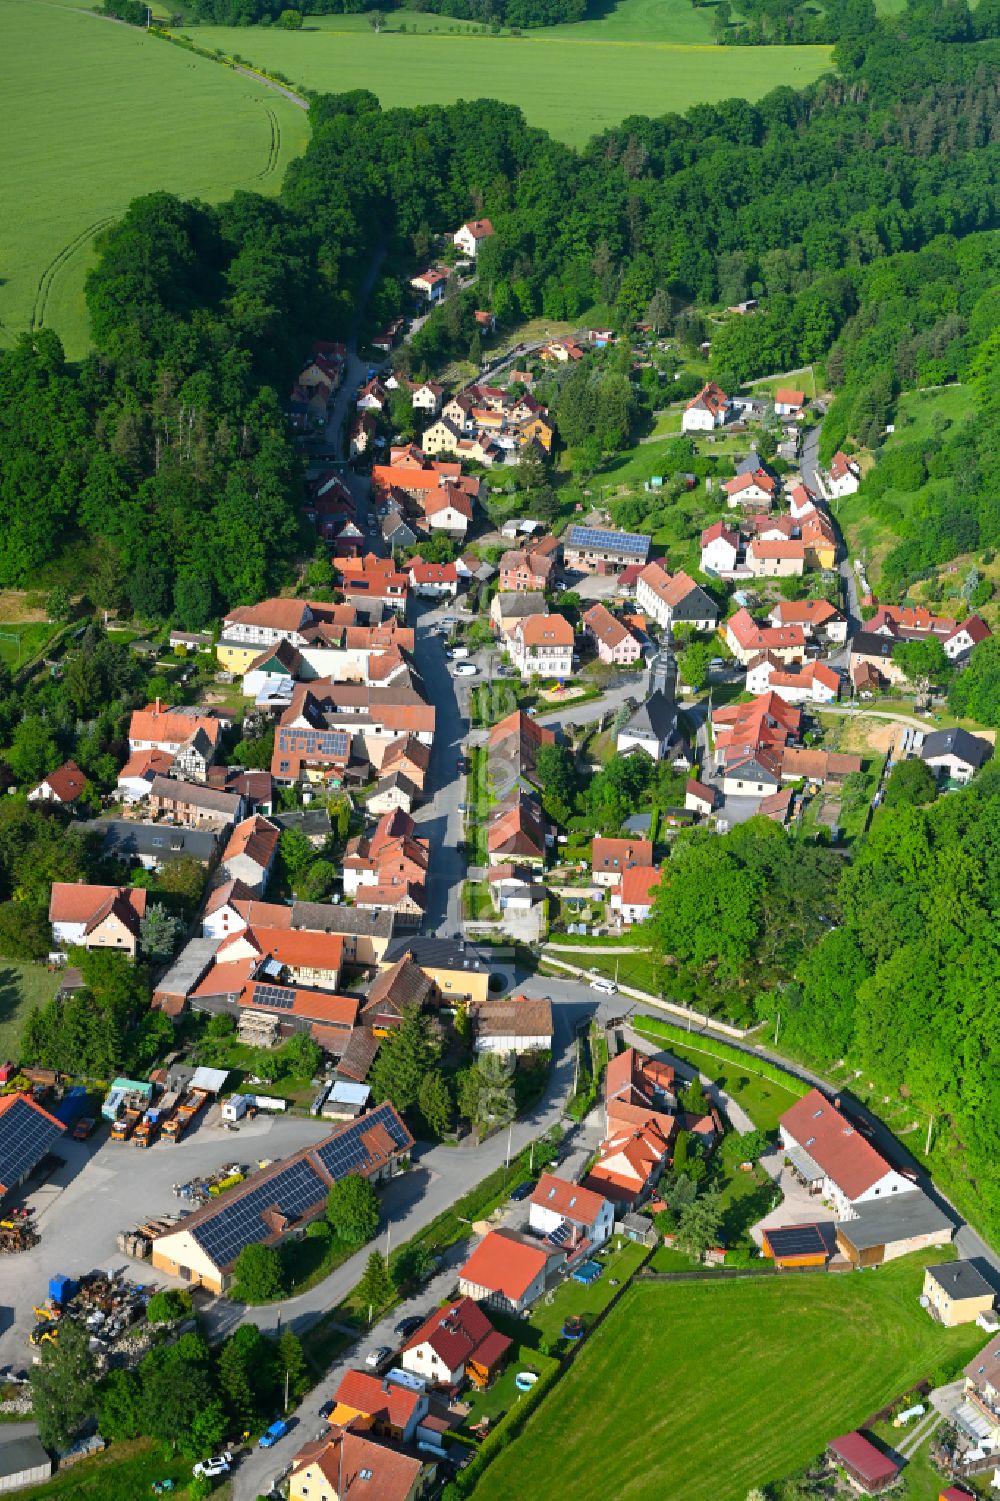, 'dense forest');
182,0,586,29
